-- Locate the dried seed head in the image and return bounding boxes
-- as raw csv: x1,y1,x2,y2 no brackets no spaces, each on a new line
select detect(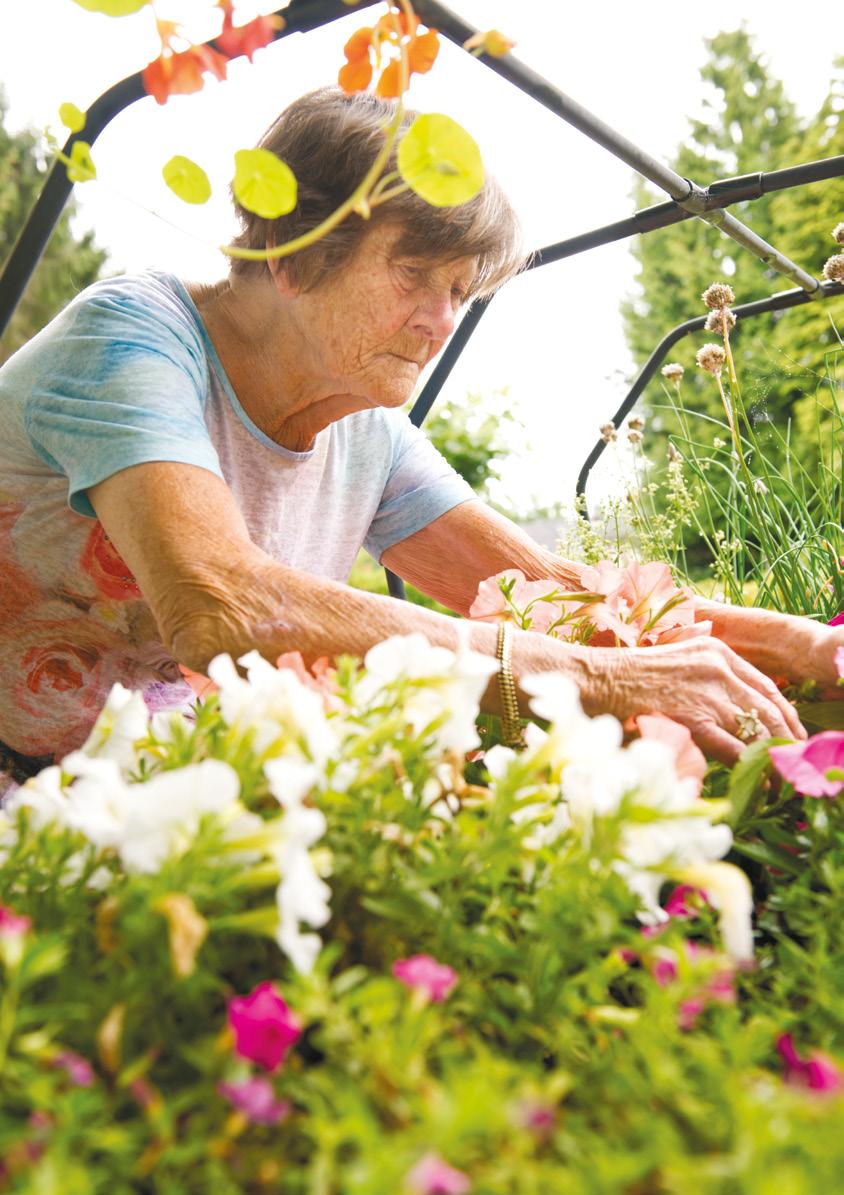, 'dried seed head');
701,282,735,310
627,429,643,445
696,343,726,375
753,478,768,495
661,362,684,384
823,254,844,284
628,415,645,431
704,307,736,333
667,442,682,463
599,421,617,443
833,223,844,245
